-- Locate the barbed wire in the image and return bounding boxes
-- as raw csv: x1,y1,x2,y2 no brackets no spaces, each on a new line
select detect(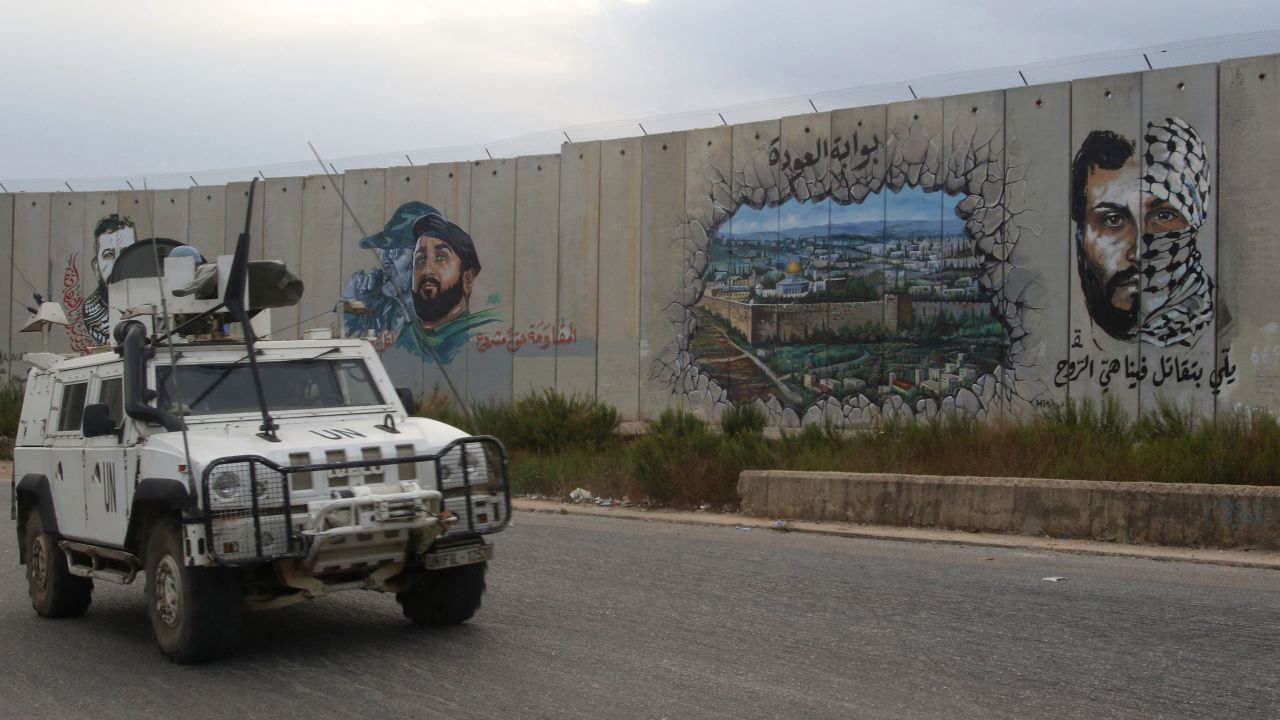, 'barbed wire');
4,29,1278,193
